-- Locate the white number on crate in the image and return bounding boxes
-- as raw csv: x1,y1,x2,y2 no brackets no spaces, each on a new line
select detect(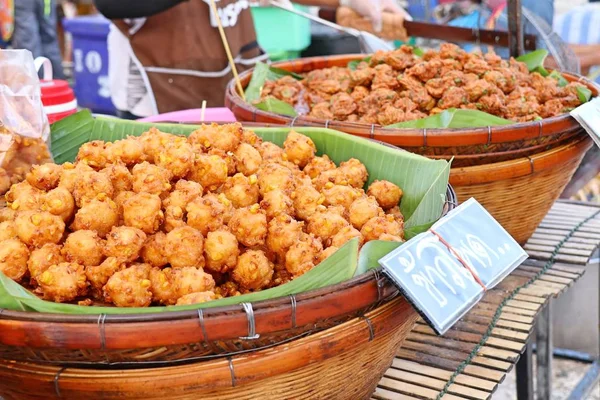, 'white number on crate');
85,51,102,74
73,49,84,73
